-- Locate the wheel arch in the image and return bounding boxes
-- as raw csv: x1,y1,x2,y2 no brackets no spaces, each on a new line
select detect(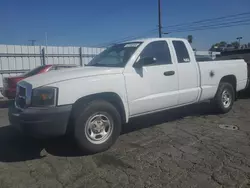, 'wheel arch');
71,92,128,124
218,75,237,100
